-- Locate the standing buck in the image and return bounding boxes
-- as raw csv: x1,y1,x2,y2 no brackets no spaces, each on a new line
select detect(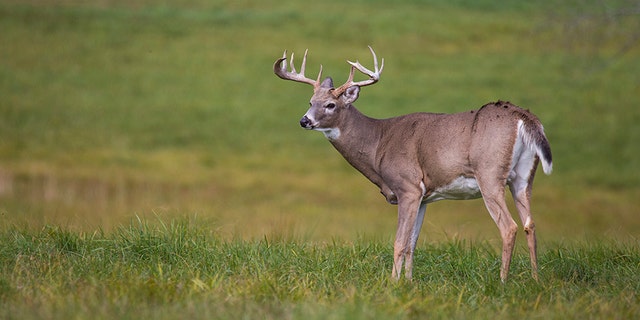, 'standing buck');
273,46,552,282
